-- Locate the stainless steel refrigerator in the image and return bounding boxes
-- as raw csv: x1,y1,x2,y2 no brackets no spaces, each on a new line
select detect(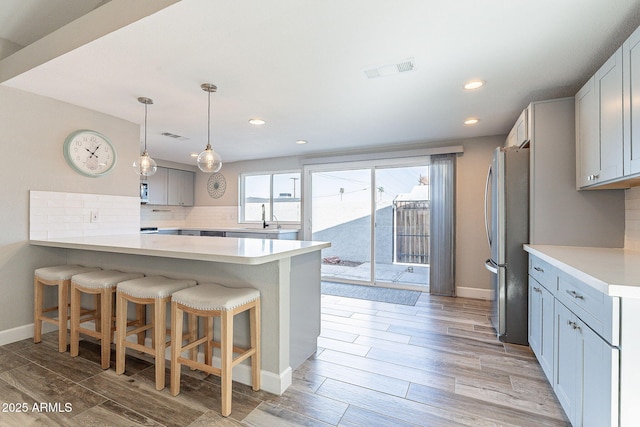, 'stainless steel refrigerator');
484,146,529,345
